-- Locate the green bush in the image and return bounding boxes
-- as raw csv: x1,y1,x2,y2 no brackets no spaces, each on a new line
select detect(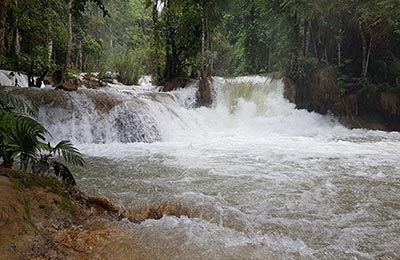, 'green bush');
109,48,146,85
0,91,84,186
